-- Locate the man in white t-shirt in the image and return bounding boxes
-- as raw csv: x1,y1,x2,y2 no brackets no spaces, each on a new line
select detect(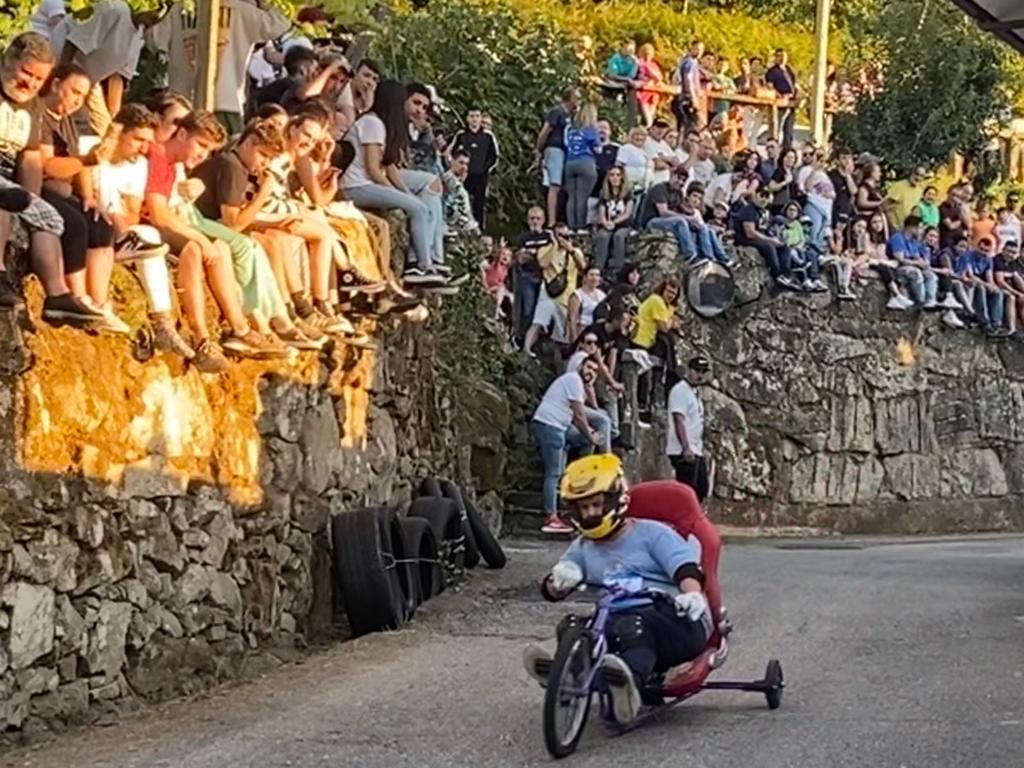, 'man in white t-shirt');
666,356,712,502
94,104,197,362
643,119,678,187
683,136,716,188
531,358,611,534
